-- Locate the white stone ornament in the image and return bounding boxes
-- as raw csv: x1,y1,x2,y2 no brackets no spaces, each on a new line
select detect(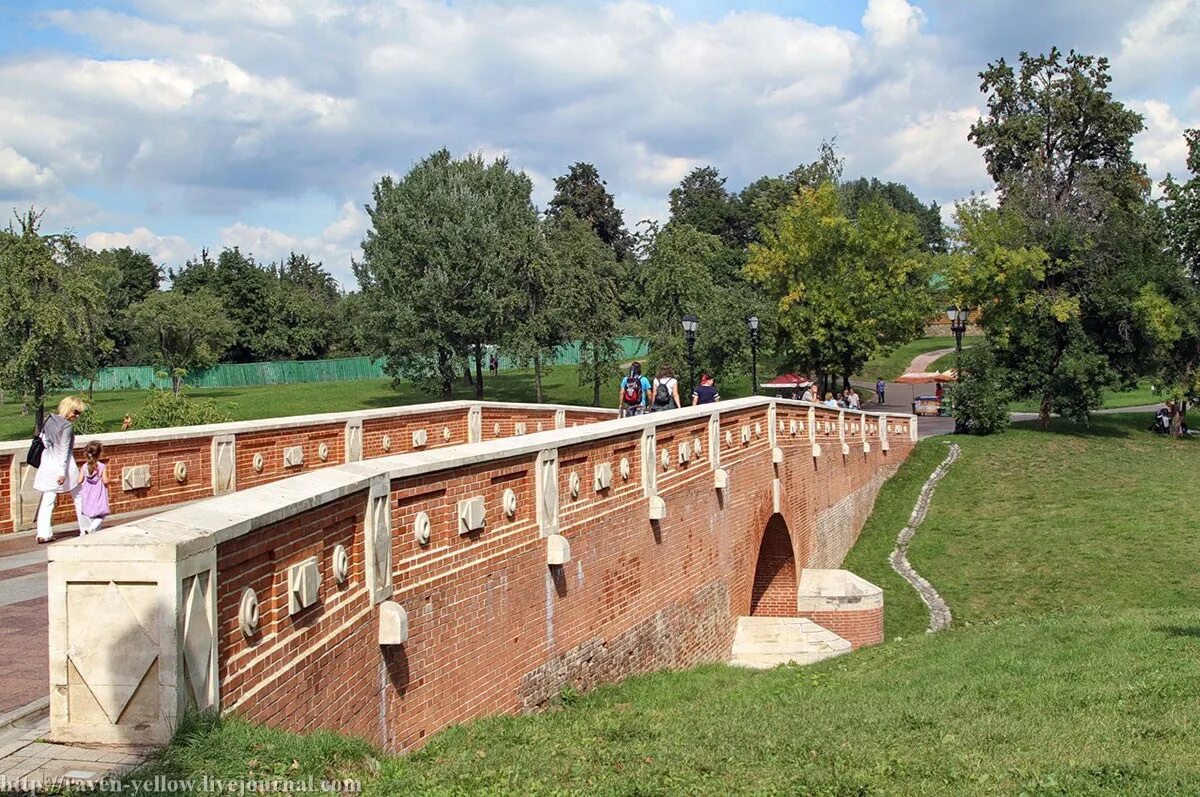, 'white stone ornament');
648,495,667,521
755,422,762,437
287,557,320,614
620,457,631,481
694,437,702,455
661,448,670,469
283,446,304,468
515,422,527,435
332,544,349,584
239,587,259,638
121,465,151,491
725,430,733,446
503,488,518,518
714,468,730,491
443,426,453,441
547,534,571,565
379,601,409,646
173,461,187,483
772,447,784,465
458,496,485,534
594,463,613,492
678,442,692,464
411,428,428,448
252,453,264,473
569,471,581,499
381,434,392,452
740,425,751,445
812,443,823,458
413,511,431,545
318,443,329,461
493,422,502,436
790,420,798,435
